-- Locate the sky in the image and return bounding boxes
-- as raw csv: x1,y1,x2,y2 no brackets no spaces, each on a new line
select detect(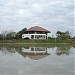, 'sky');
0,0,74,37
